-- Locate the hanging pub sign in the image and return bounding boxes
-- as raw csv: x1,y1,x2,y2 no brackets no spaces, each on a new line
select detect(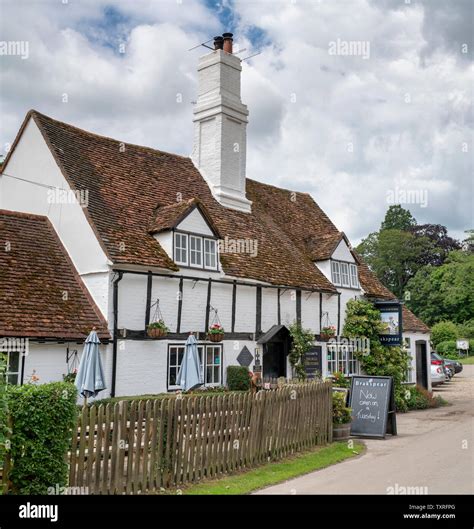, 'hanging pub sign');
374,300,402,346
